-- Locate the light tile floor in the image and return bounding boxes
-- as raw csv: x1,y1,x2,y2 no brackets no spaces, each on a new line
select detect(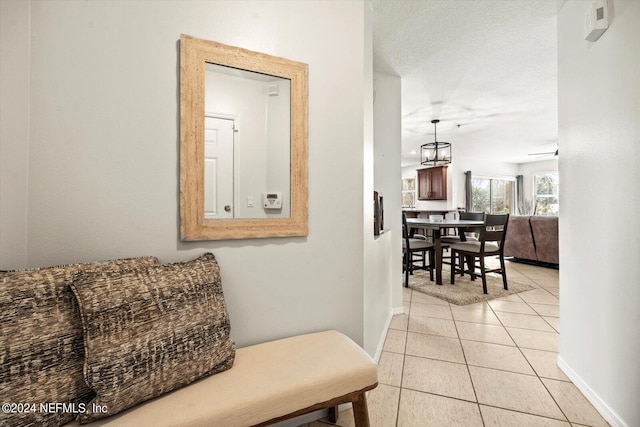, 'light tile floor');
303,260,610,427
